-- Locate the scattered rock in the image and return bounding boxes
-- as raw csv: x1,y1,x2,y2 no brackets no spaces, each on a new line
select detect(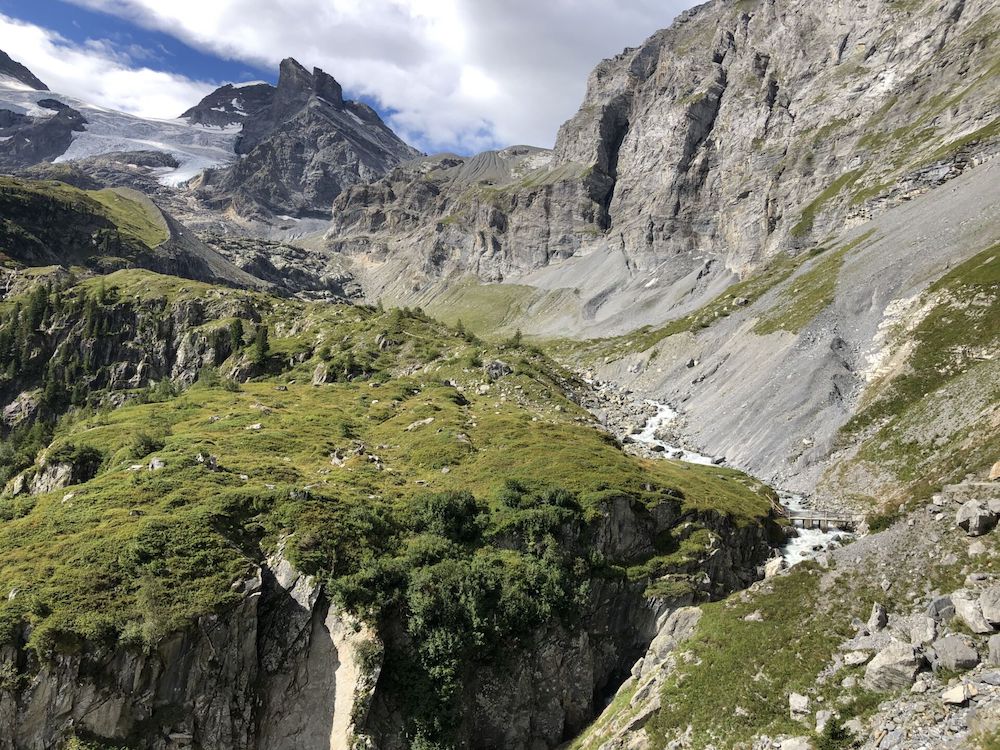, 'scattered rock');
990,635,1000,666
148,457,166,471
